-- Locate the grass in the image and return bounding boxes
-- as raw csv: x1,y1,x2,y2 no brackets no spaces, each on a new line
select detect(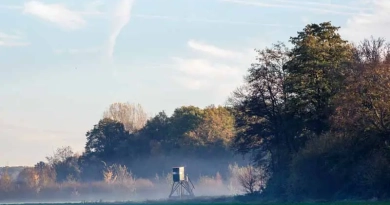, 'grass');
2,202,390,205
1,196,390,205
